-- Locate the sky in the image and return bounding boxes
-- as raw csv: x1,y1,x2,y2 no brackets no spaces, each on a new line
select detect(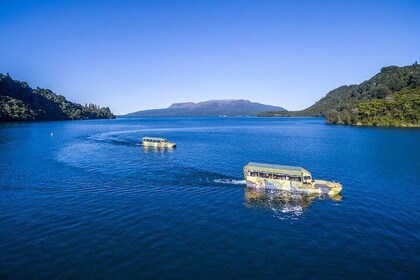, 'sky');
1,0,419,114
